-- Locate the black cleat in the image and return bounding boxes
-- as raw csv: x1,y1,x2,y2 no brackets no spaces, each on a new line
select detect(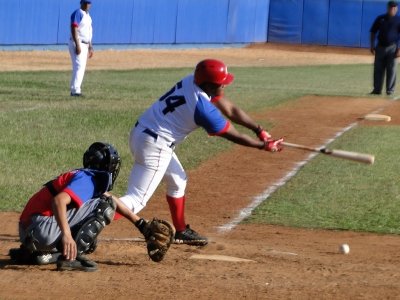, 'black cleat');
370,90,381,95
9,245,61,265
57,255,98,272
174,224,209,246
